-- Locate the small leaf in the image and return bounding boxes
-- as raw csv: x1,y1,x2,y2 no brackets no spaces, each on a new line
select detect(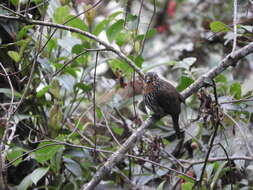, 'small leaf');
36,86,50,98
34,142,64,163
178,175,195,183
8,51,20,63
116,32,129,46
7,147,25,166
31,167,49,185
54,6,70,24
17,174,33,190
146,28,156,39
210,21,230,33
177,76,194,92
10,0,19,6
112,126,123,135
215,74,227,83
210,162,227,189
96,106,103,120
63,158,82,177
66,15,88,32
181,182,194,190
126,14,138,22
74,83,92,92
17,25,34,40
108,11,123,20
135,55,144,68
47,38,57,54
108,58,132,74
106,19,124,42
93,19,110,36
230,82,241,99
